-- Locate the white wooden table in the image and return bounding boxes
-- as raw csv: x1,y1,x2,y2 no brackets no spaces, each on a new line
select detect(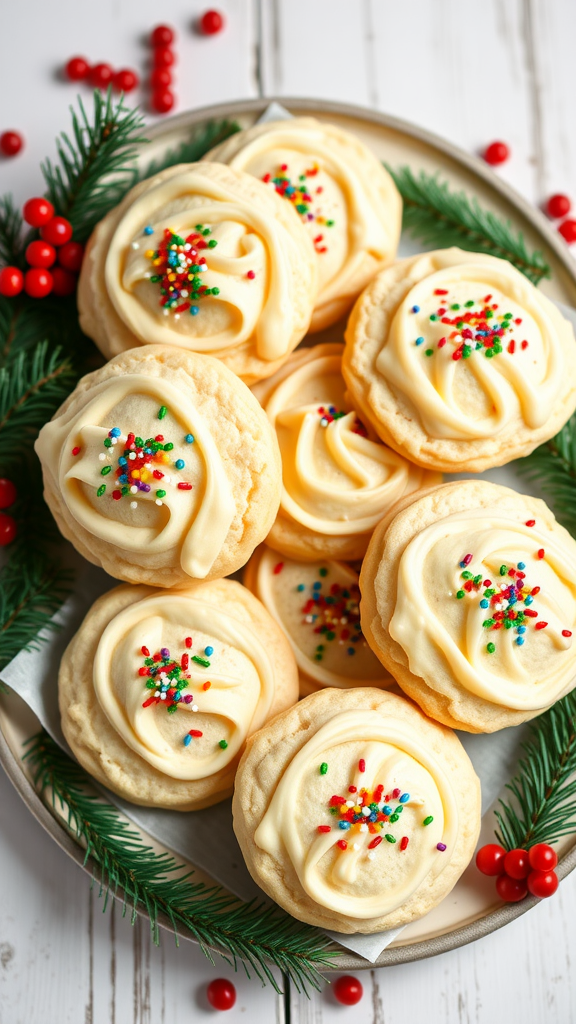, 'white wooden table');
1,2,576,1020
